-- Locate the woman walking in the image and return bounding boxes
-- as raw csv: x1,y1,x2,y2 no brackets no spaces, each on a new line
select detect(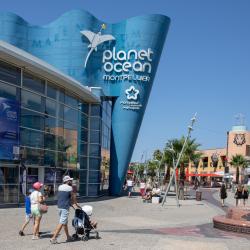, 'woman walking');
234,184,242,207
219,182,227,207
242,185,249,206
30,182,45,240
